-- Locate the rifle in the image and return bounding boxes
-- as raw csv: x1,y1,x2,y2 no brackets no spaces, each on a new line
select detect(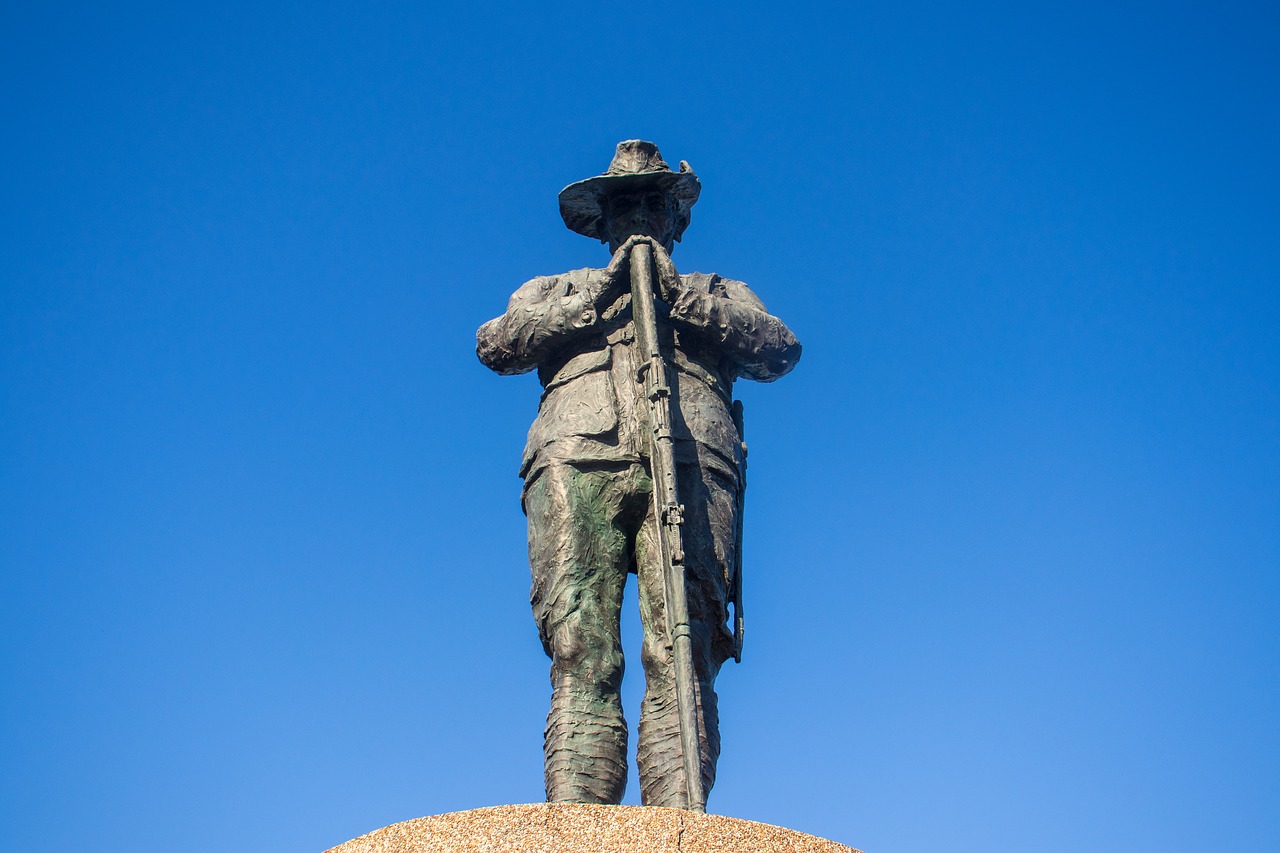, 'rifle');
730,399,746,663
629,242,706,812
